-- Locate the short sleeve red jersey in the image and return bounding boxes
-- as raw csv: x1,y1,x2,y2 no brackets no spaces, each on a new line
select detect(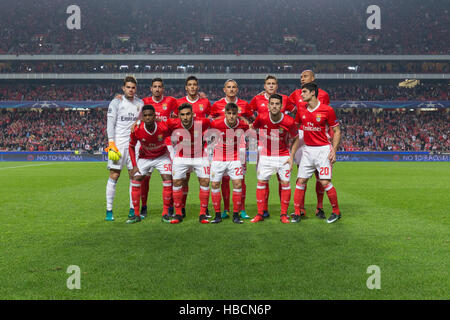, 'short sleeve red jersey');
294,102,339,146
288,88,330,110
166,118,210,158
174,96,211,119
210,117,249,161
129,121,171,163
143,95,178,147
249,93,295,116
210,98,252,119
252,113,298,157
